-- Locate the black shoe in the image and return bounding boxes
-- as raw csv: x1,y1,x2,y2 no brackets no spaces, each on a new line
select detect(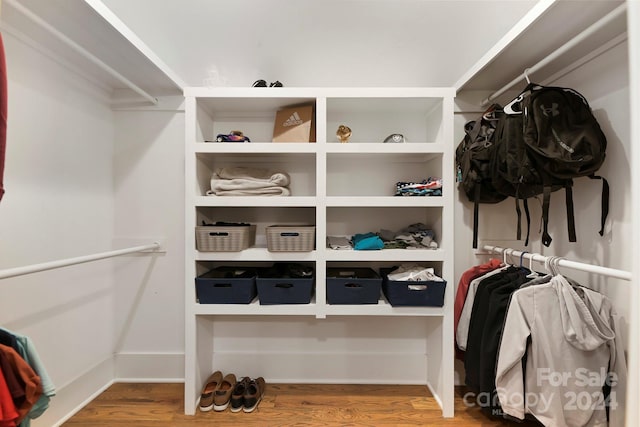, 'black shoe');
229,377,251,413
243,377,266,413
252,79,267,87
269,81,283,87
